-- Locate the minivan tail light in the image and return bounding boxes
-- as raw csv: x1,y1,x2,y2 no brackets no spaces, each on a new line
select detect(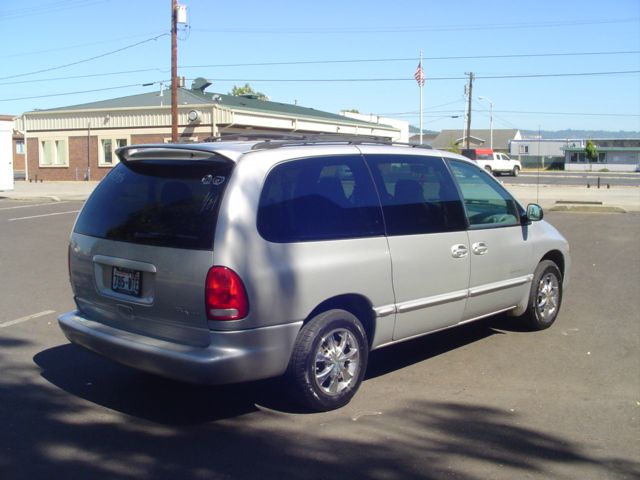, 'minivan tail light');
205,266,249,321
